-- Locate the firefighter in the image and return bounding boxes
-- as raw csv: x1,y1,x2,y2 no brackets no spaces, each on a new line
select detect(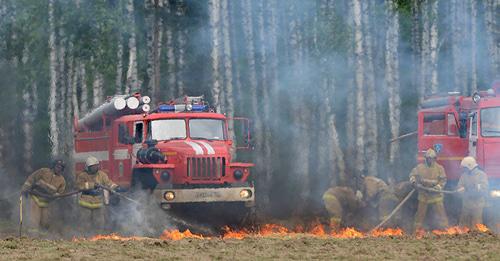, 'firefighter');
76,156,119,234
456,156,489,228
357,176,399,229
322,185,359,230
21,159,66,231
322,176,399,230
409,148,449,231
